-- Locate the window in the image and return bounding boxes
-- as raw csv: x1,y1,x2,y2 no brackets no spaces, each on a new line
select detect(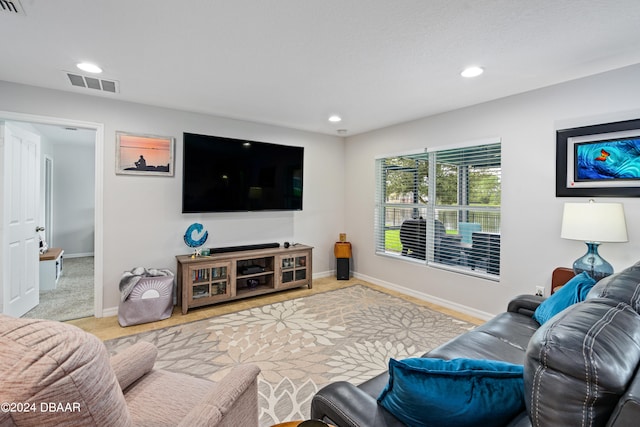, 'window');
375,151,429,260
375,140,501,279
